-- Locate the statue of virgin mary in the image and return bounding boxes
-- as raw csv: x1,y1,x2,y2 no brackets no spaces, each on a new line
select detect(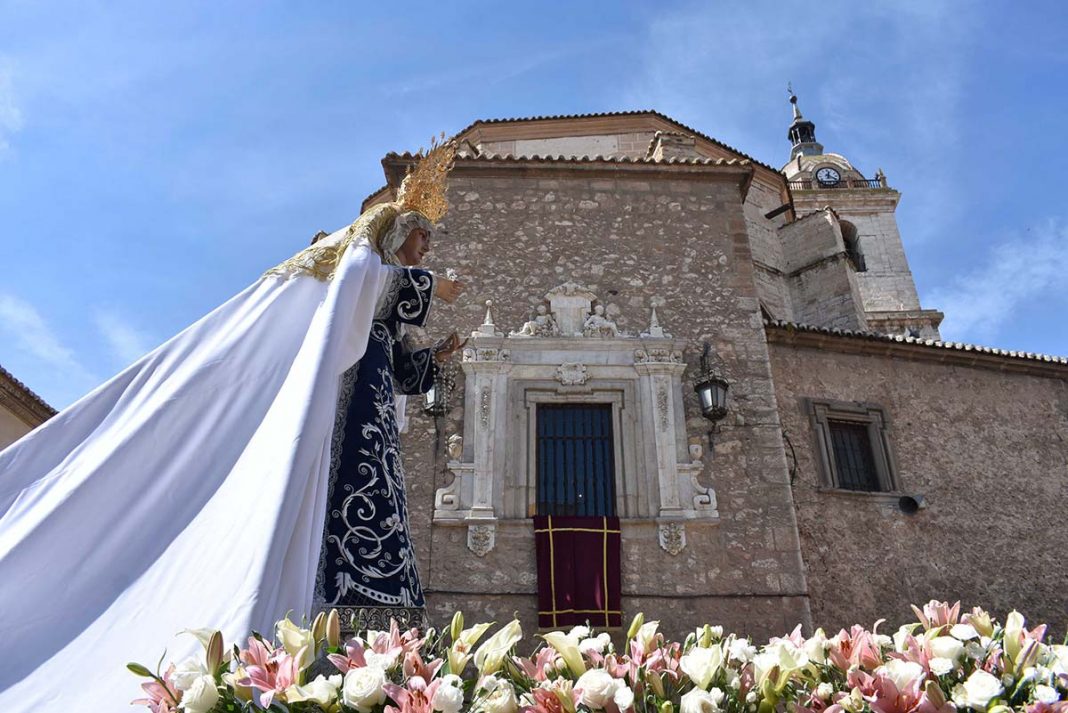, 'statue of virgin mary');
0,139,462,711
